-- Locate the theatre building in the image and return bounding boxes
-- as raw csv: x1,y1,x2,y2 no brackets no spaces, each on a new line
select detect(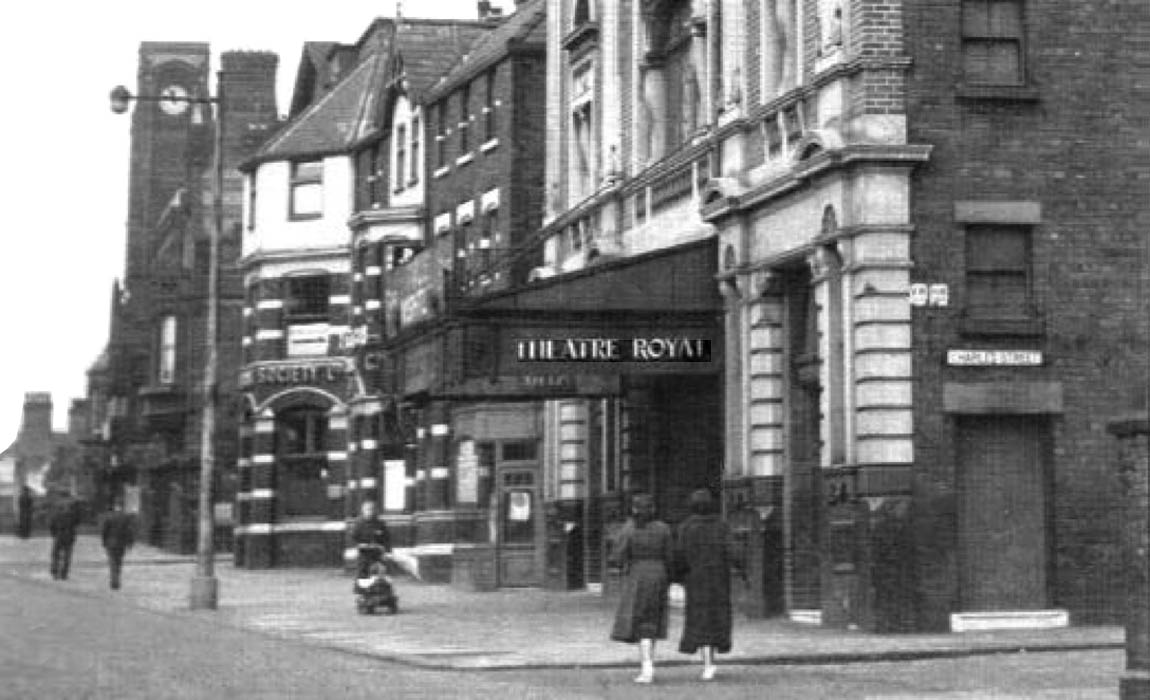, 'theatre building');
696,0,1145,633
